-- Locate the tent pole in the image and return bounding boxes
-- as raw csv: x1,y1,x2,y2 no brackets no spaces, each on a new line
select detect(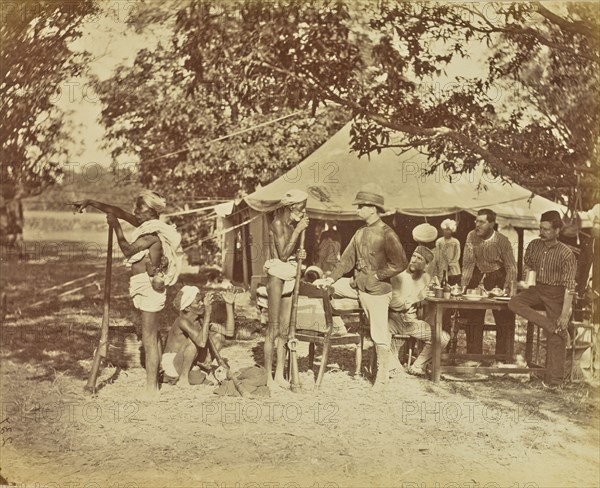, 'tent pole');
516,227,524,279
241,224,249,286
